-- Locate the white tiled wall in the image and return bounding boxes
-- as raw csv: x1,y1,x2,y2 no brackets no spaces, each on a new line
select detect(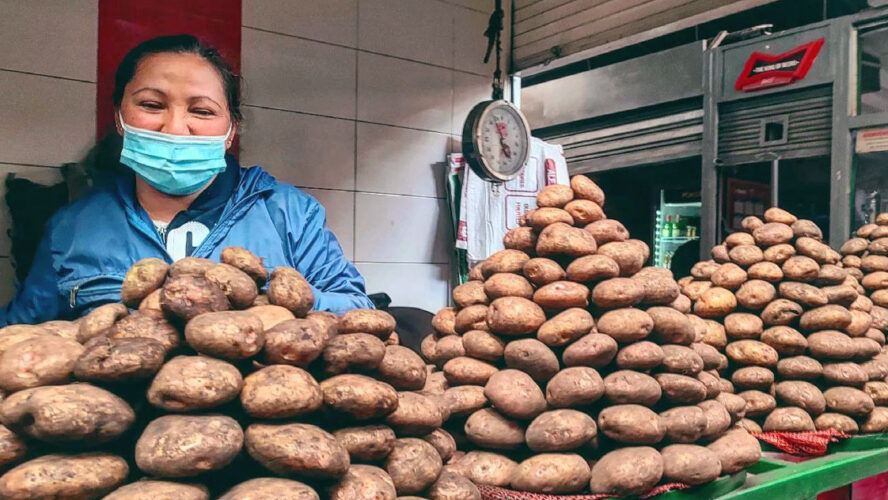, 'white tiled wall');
0,0,98,304
241,0,511,312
